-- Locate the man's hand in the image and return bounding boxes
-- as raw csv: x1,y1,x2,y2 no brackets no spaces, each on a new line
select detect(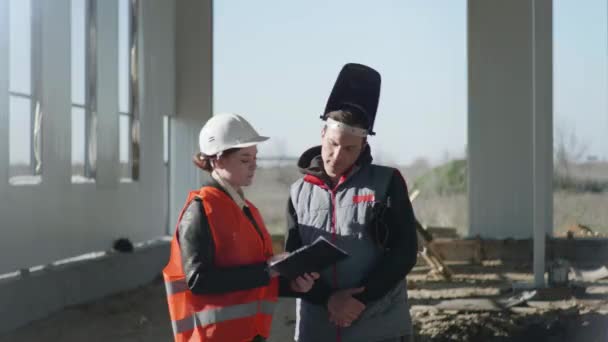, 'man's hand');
327,287,365,327
289,272,320,293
